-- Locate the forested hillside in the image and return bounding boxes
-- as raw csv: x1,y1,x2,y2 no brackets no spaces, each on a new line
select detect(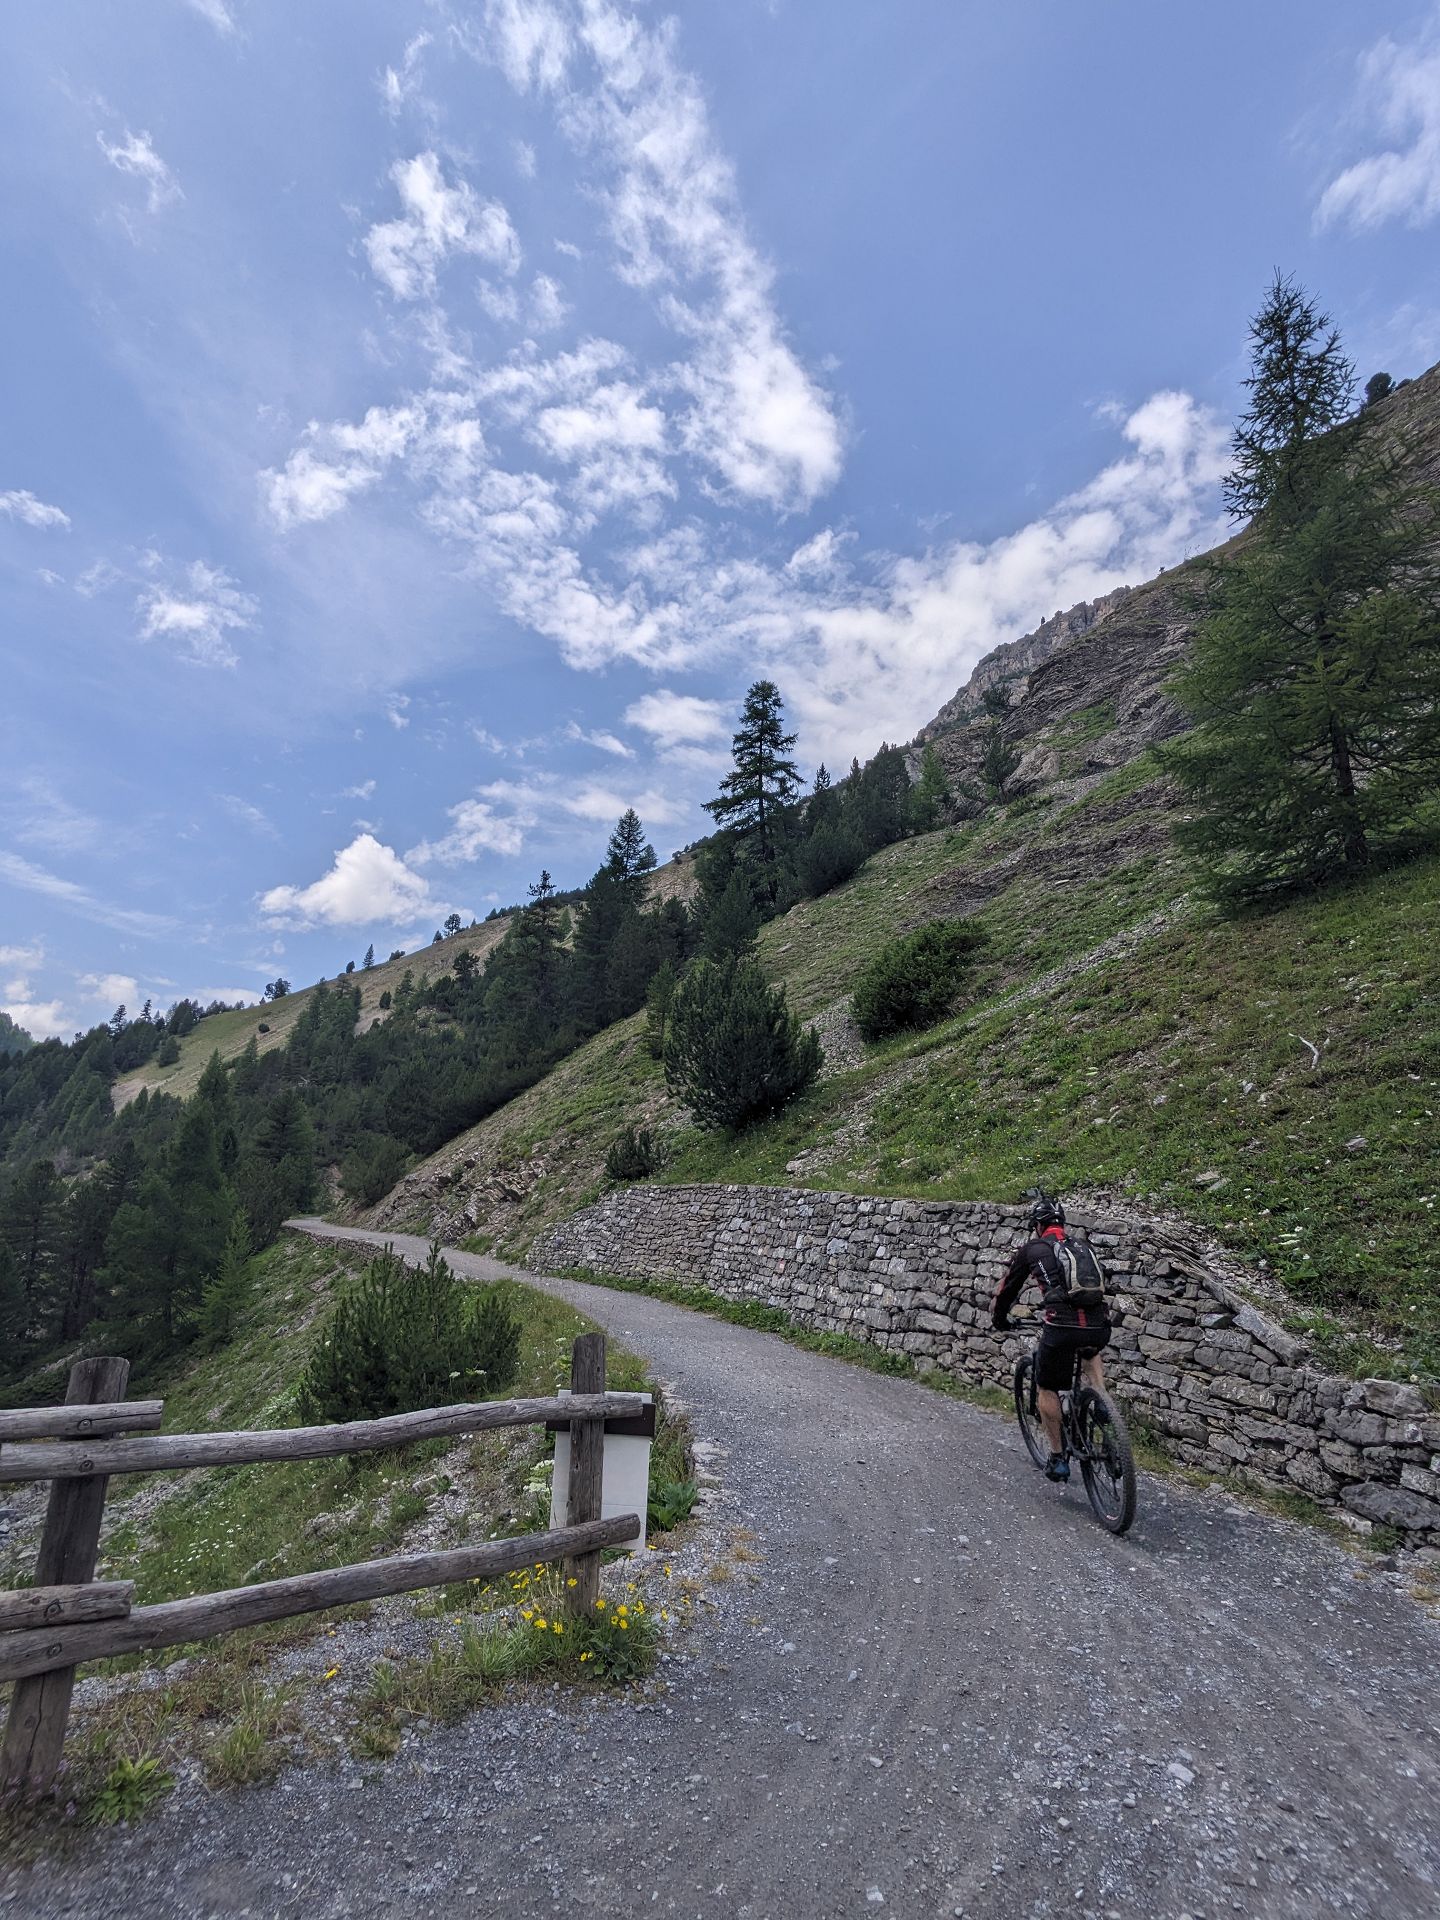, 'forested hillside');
4,309,1437,1404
